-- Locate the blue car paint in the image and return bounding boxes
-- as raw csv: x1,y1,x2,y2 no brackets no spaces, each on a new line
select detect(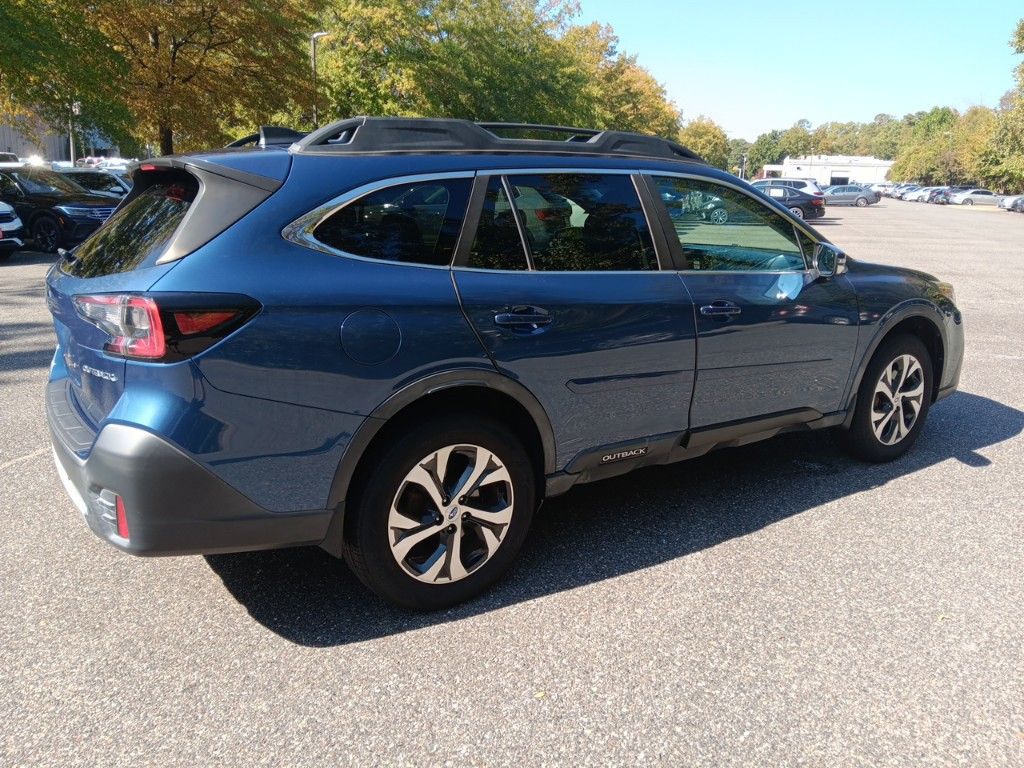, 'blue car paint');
44,143,964,542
